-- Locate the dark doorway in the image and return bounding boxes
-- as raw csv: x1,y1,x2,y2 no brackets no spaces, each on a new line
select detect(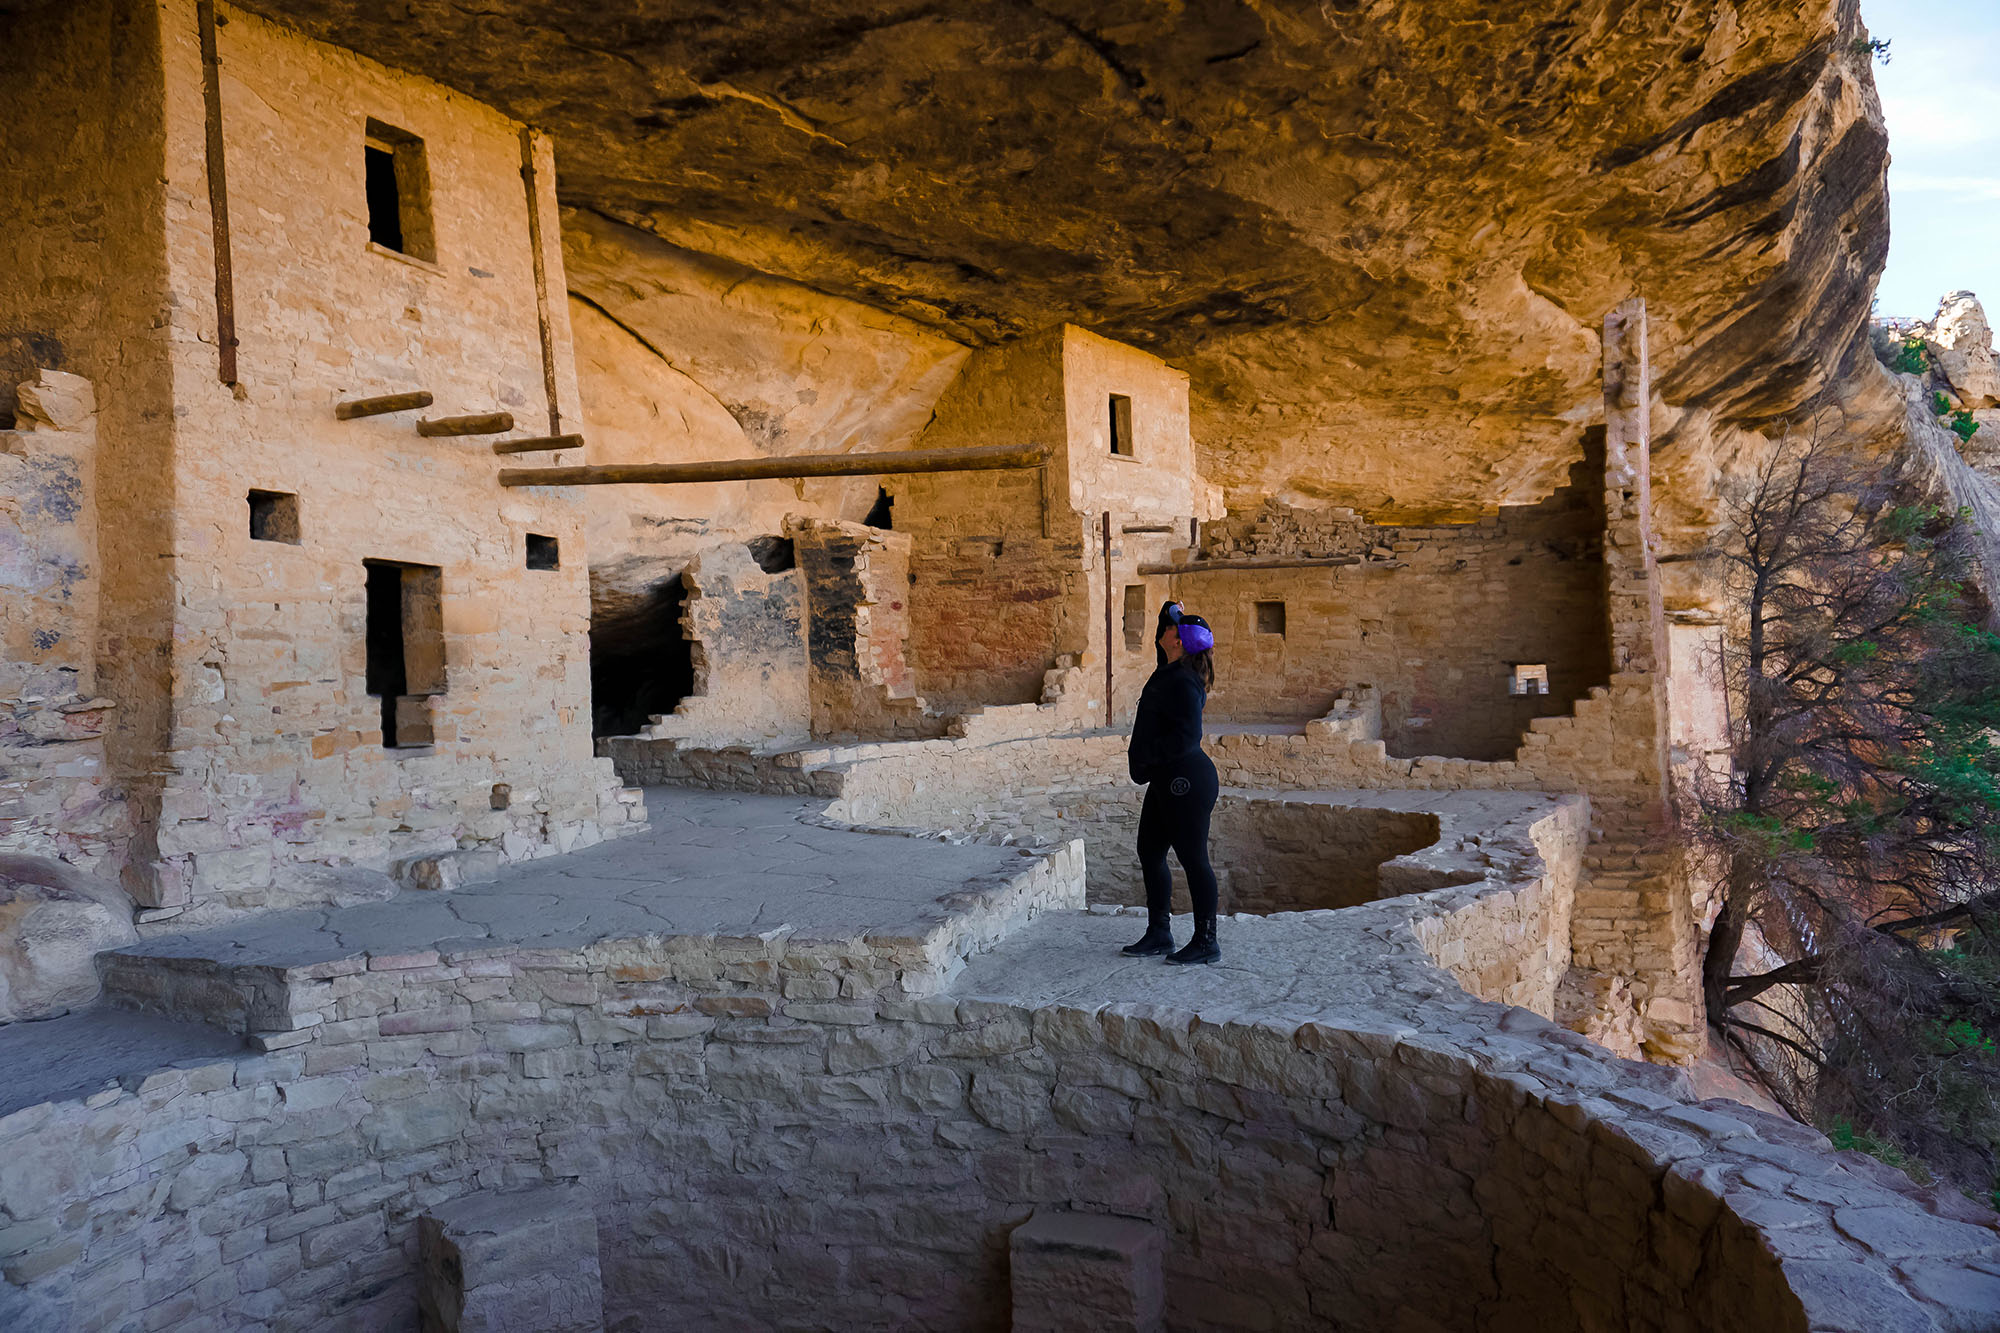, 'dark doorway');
590,573,695,740
863,486,894,529
364,559,444,748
